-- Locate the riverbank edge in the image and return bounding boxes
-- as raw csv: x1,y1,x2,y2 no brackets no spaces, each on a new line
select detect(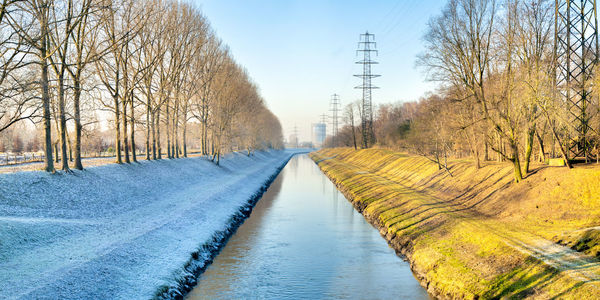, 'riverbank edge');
153,152,299,300
310,149,600,299
310,153,464,300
